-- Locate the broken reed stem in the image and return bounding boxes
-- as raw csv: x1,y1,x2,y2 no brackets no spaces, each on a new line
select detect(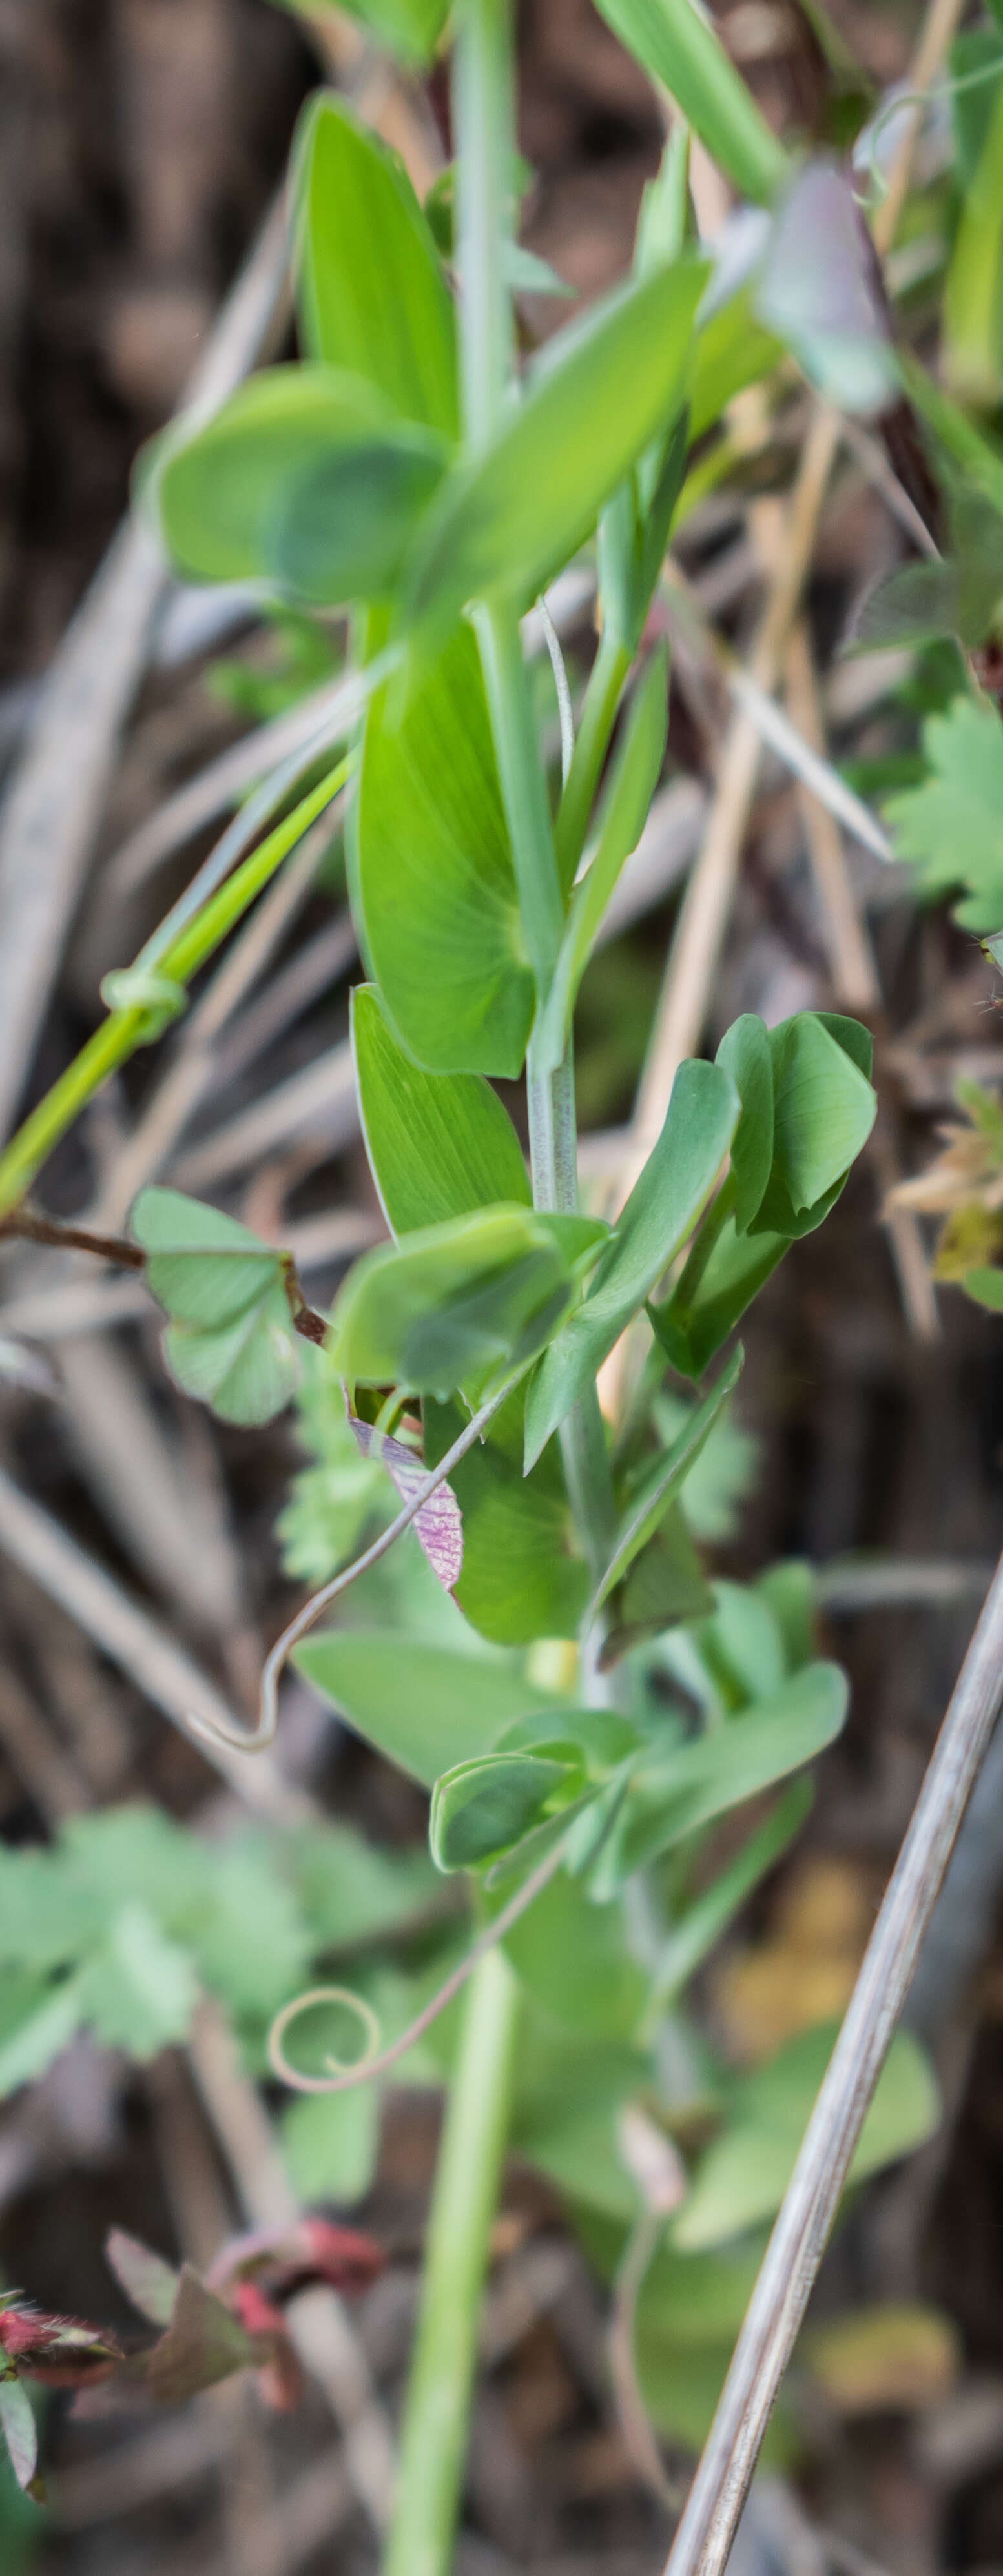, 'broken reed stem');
662,1546,1003,2576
